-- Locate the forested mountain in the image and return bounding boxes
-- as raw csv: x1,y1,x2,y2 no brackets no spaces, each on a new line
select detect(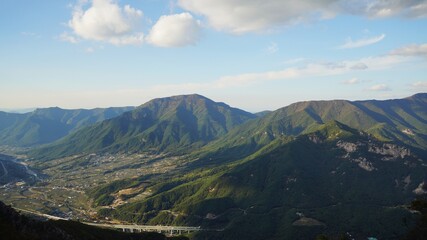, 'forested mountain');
199,93,427,164
0,112,25,132
30,94,256,159
0,107,134,147
2,93,426,240
99,121,427,239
